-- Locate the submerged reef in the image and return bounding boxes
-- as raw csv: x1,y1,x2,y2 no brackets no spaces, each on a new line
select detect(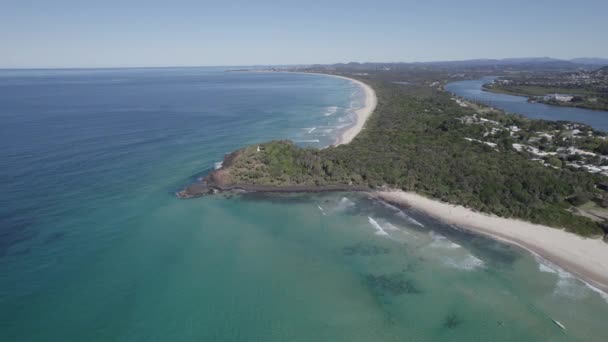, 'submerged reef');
365,273,422,296
343,242,390,256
